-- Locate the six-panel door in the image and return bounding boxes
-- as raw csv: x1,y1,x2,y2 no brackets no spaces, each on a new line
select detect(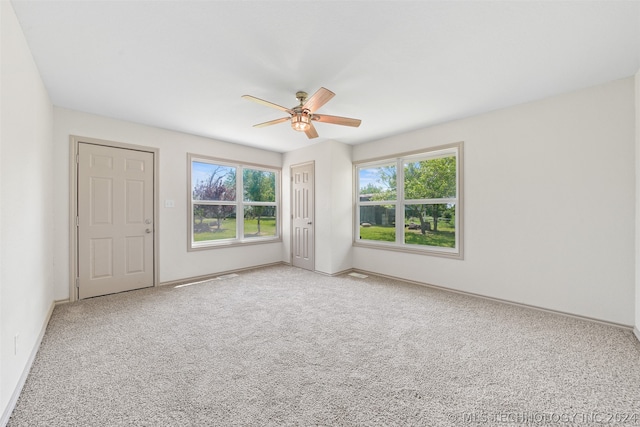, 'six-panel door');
291,162,314,271
77,143,154,299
